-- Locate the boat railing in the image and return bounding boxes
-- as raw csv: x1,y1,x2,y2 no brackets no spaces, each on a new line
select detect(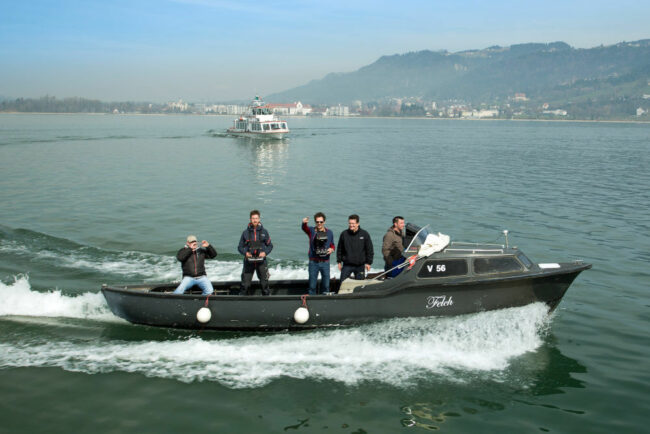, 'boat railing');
444,241,505,254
